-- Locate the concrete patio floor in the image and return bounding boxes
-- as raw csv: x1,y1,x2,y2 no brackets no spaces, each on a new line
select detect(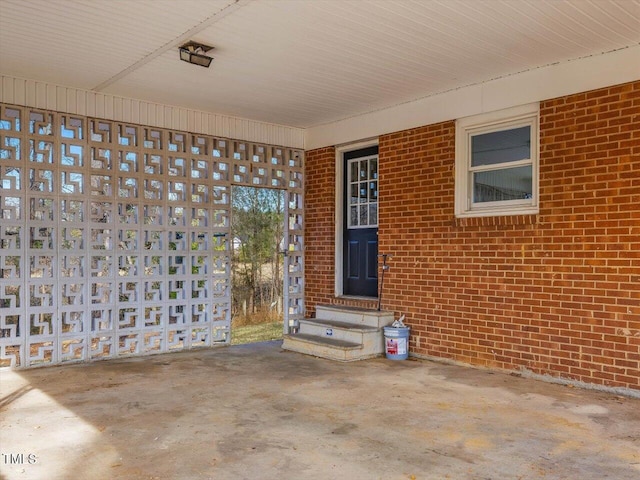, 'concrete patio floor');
1,341,639,480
